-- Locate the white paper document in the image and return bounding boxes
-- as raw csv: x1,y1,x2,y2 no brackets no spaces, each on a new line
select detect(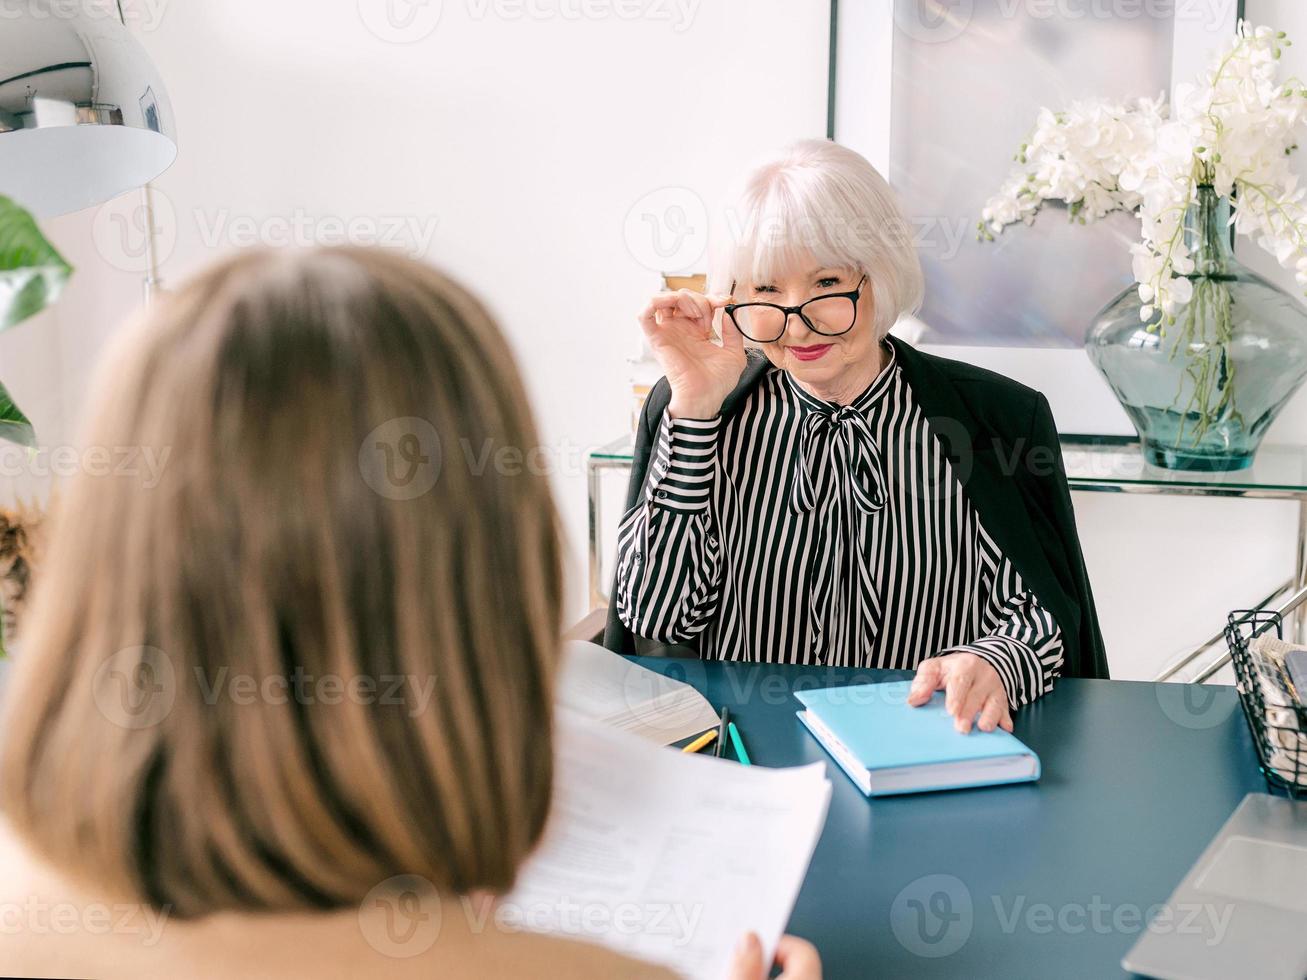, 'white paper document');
503,714,832,979
556,640,720,745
